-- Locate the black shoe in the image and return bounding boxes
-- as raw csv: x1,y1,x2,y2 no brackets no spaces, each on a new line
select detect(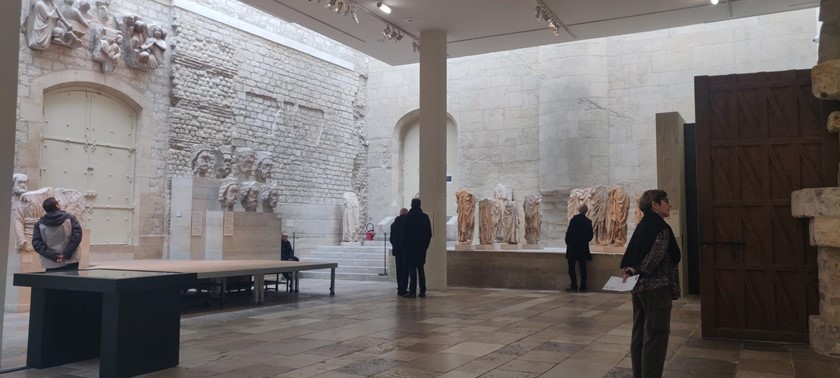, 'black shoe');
564,287,578,293
419,292,426,298
578,288,587,293
398,291,407,296
403,293,416,298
